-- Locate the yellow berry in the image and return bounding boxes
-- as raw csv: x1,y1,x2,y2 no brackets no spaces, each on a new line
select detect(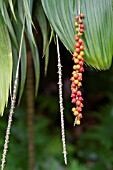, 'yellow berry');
73,65,80,70
76,65,80,69
76,120,81,125
72,71,76,75
76,28,79,32
72,107,76,112
70,77,75,81
78,73,82,77
74,80,79,84
77,55,82,60
73,111,79,116
73,65,77,70
73,52,78,57
74,58,79,64
74,22,78,27
80,51,84,56
78,82,82,87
